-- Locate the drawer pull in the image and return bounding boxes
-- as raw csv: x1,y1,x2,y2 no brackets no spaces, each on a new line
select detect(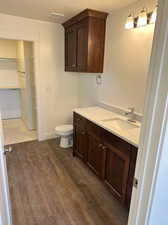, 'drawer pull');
98,144,103,148
102,146,106,150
